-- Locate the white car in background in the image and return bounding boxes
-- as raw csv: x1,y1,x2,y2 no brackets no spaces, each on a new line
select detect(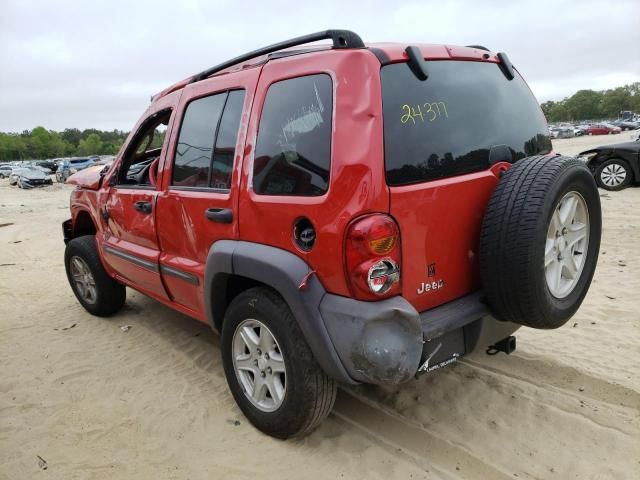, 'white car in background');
9,166,53,188
0,164,13,178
